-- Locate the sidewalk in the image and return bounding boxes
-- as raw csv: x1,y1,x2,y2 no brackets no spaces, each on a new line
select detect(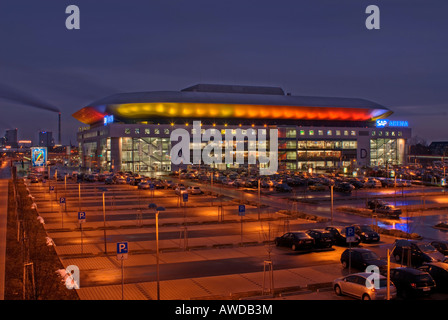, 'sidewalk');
0,180,8,300
74,262,344,300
